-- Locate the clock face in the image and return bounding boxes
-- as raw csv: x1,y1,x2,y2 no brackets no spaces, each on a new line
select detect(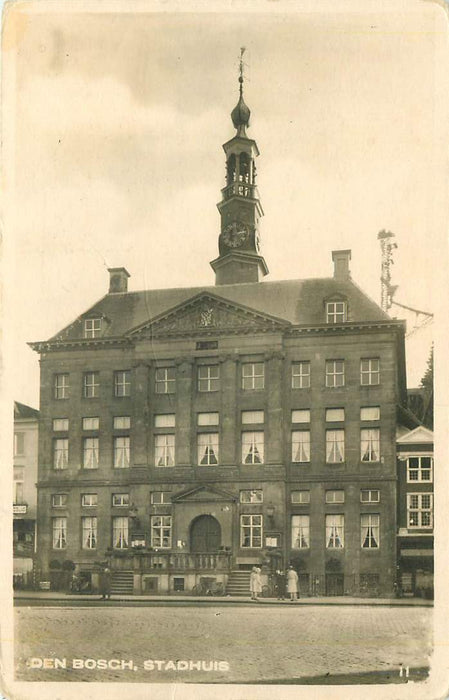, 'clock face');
223,221,249,248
